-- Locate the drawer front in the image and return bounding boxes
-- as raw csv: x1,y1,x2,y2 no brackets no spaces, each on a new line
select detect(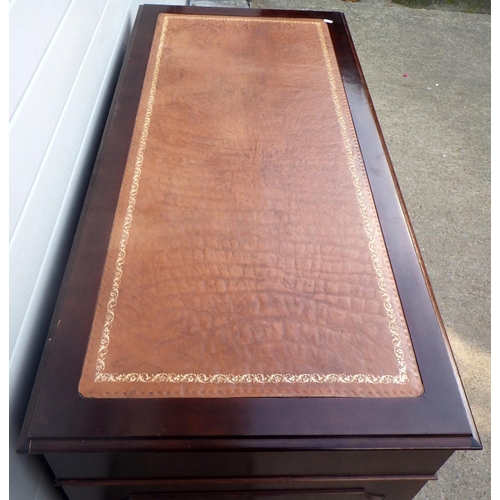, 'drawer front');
61,488,384,500
58,478,432,500
129,490,384,499
46,450,452,480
